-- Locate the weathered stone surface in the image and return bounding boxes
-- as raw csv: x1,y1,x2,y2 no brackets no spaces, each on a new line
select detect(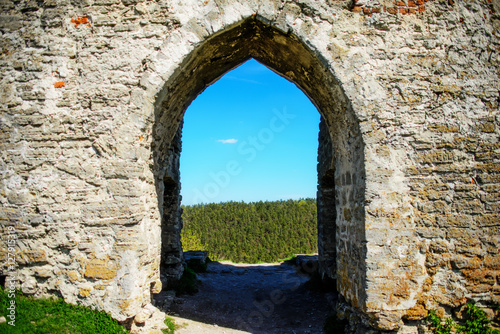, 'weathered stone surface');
17,249,48,265
84,259,118,280
0,0,498,332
